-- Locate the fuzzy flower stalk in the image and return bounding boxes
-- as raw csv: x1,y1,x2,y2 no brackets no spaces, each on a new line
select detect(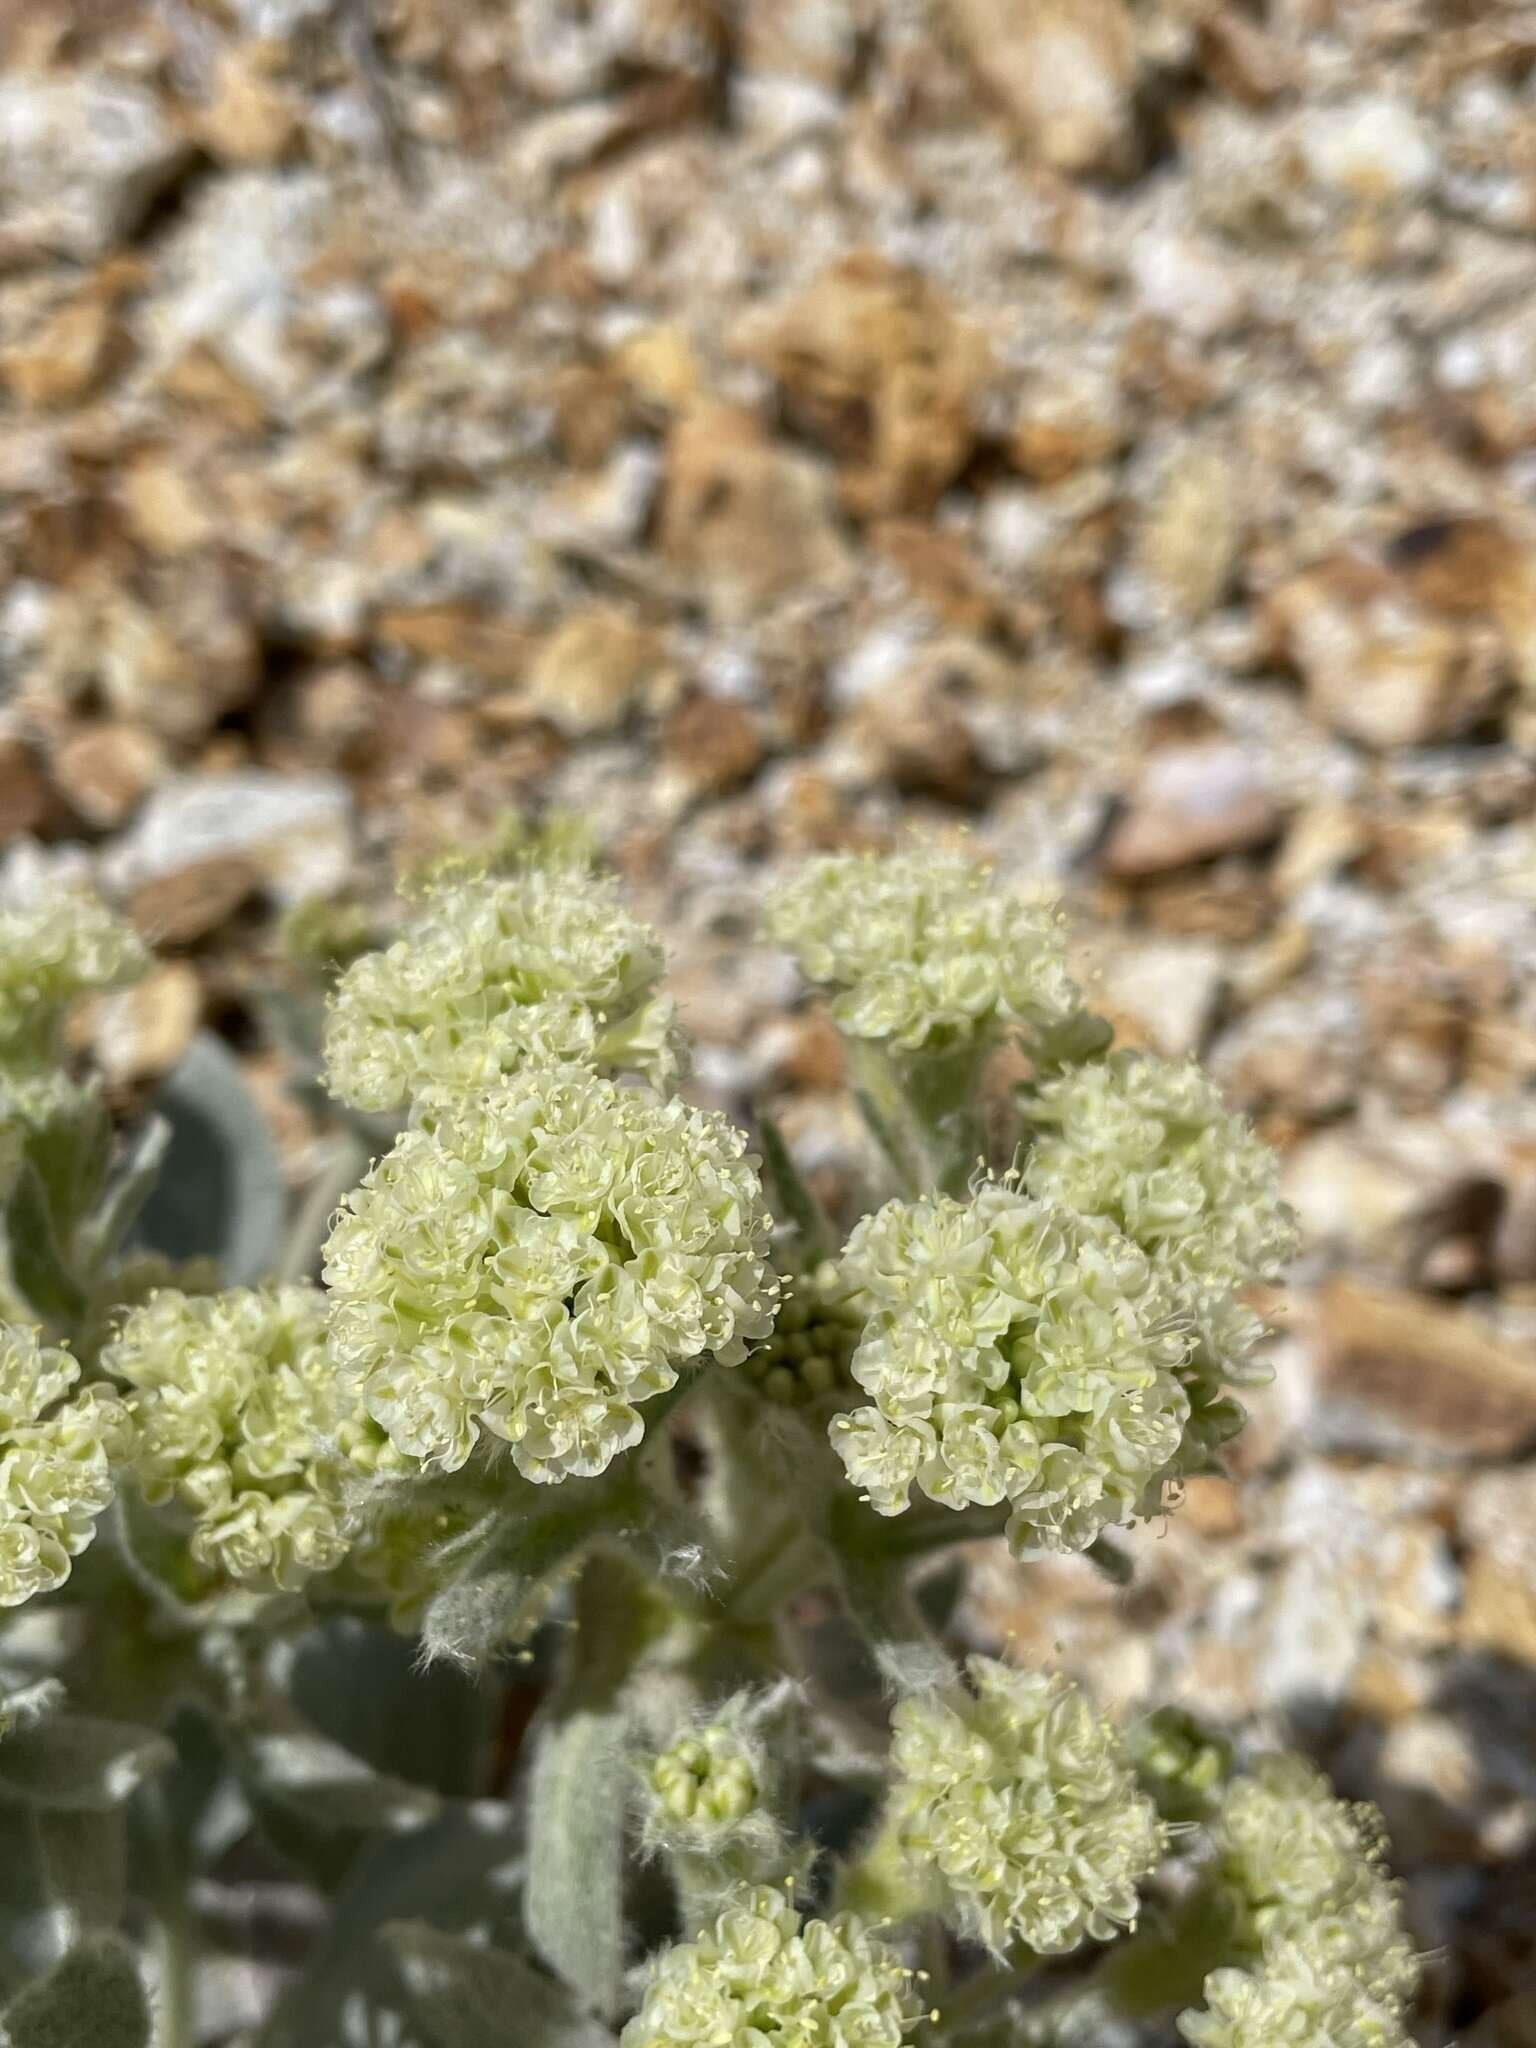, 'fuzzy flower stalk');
323,1064,778,1482
323,861,679,1112
877,1659,1165,1957
620,1885,923,2048
0,1323,127,1607
103,1283,395,1591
